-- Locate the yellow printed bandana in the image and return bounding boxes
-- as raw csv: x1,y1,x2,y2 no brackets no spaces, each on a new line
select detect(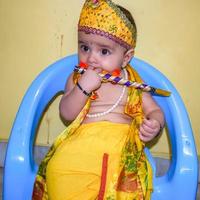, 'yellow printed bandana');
78,0,136,49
